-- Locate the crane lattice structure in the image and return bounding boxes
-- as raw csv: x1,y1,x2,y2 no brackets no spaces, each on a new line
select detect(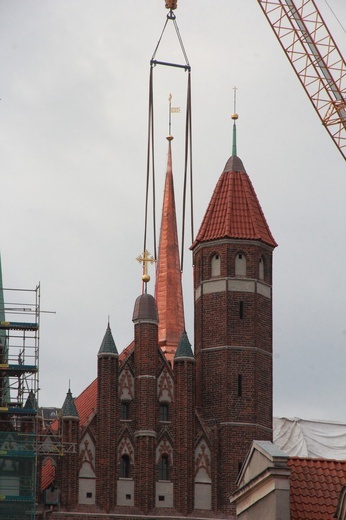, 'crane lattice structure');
257,0,346,160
